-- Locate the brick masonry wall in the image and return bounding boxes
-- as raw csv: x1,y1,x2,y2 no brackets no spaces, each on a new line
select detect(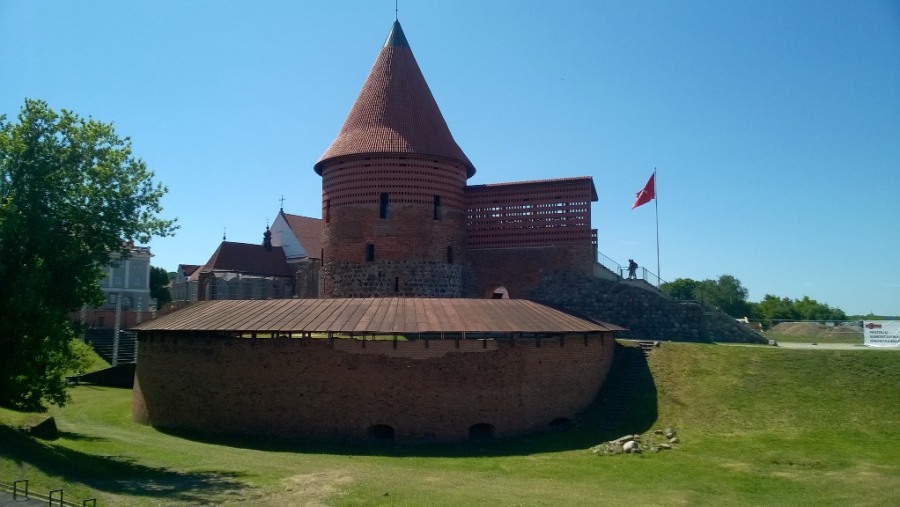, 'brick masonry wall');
320,156,468,270
132,333,615,442
468,246,594,298
531,271,767,344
